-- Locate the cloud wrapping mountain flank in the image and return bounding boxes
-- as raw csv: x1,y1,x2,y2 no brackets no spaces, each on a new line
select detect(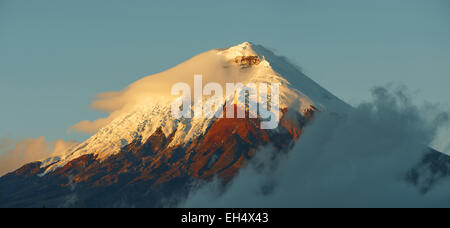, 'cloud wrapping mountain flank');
69,42,338,135
0,137,78,176
69,50,242,134
182,86,450,208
